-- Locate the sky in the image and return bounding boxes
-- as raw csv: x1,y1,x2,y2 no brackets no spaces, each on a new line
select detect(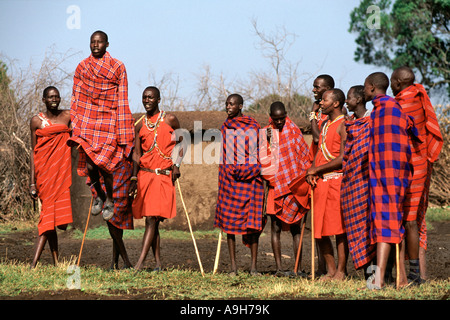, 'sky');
0,0,389,113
